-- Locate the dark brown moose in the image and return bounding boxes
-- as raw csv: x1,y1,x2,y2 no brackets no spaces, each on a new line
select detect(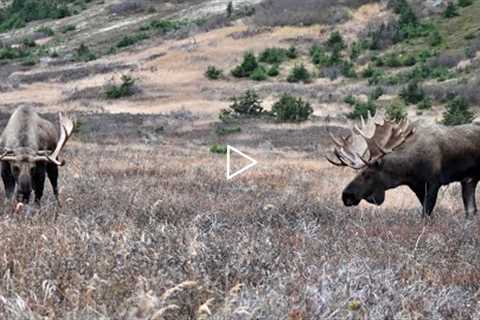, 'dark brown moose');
327,113,480,218
0,106,74,205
